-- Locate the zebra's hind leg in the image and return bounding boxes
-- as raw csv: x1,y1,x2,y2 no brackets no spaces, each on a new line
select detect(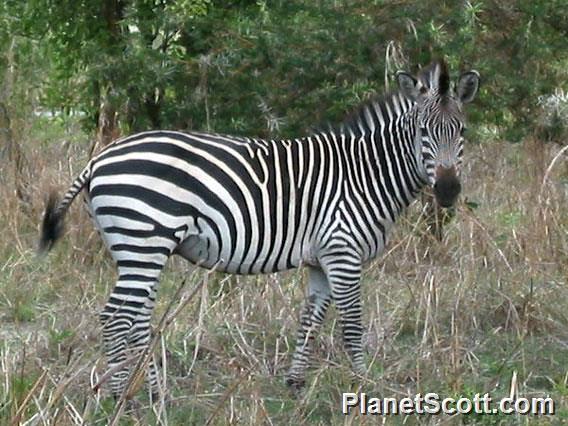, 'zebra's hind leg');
126,300,163,401
99,306,132,398
286,266,331,390
99,262,165,400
